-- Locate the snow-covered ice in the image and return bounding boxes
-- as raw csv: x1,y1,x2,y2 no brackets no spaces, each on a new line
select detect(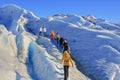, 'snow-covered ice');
0,4,120,80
